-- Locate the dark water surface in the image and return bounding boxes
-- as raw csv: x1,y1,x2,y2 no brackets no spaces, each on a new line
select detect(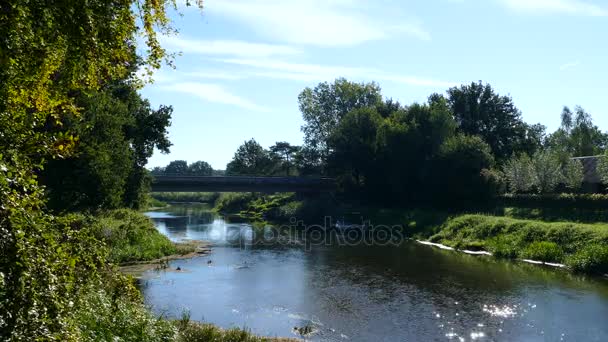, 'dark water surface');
143,204,608,341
